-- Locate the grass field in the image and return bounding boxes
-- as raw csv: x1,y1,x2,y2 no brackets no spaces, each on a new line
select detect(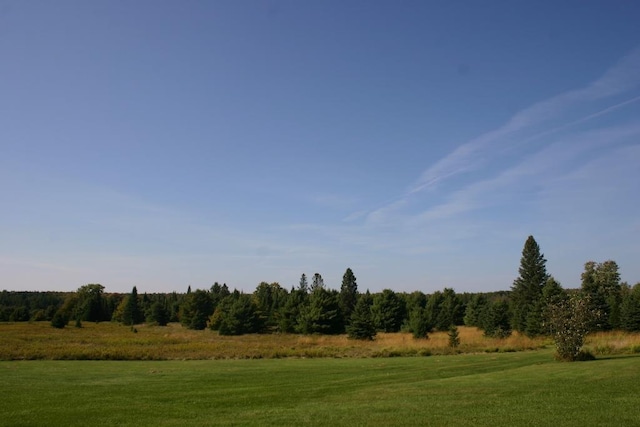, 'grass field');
2,323,640,425
2,351,640,426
